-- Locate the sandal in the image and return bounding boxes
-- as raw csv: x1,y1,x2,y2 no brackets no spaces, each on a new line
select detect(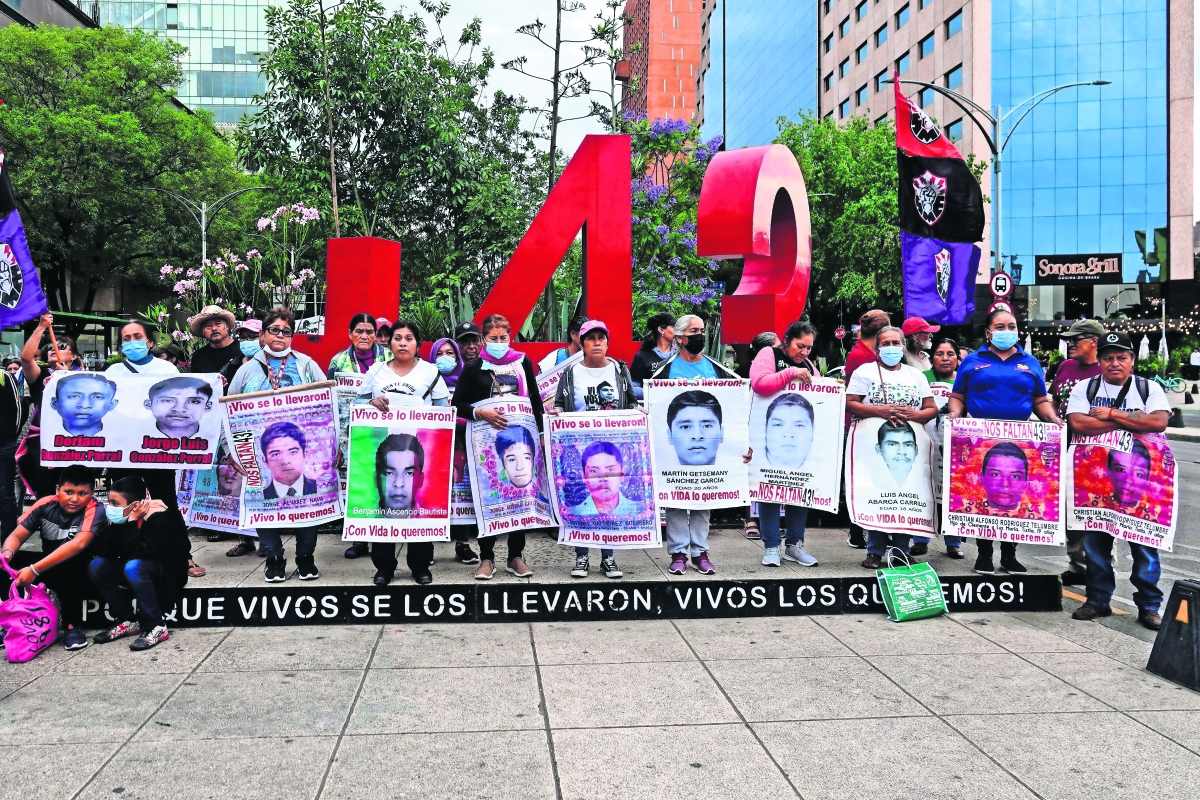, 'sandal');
744,519,761,540
474,559,495,581
187,559,206,578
